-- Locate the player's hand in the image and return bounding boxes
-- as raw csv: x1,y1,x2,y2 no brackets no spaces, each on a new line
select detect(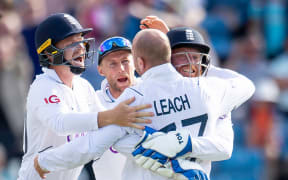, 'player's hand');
99,97,154,129
34,155,50,179
157,159,208,180
133,126,164,151
132,129,192,166
140,15,170,34
132,126,166,169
